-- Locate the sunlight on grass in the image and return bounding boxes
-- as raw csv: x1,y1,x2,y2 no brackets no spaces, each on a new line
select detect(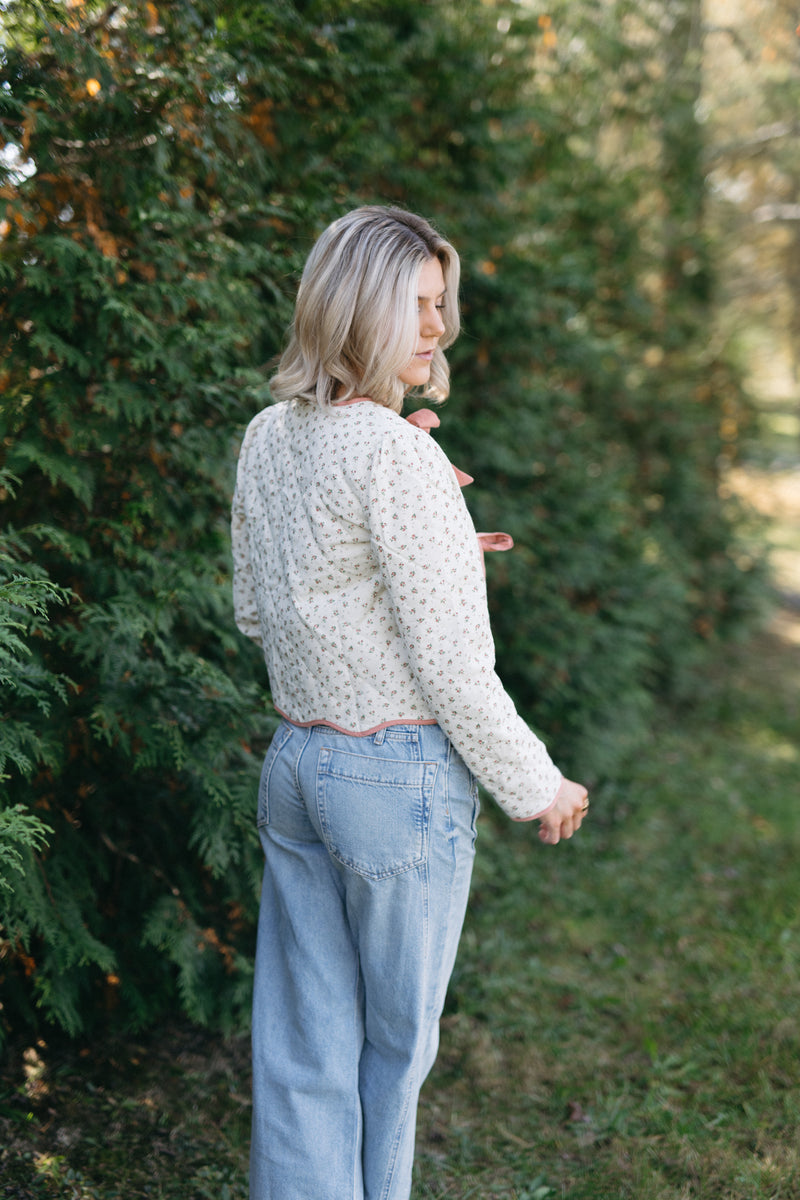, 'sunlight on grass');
3,590,799,1200
763,411,800,440
34,1151,64,1177
413,611,800,1199
741,726,799,761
